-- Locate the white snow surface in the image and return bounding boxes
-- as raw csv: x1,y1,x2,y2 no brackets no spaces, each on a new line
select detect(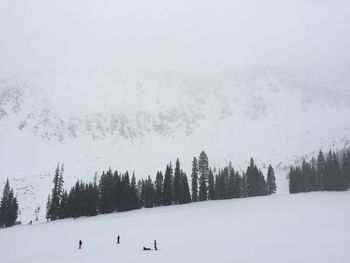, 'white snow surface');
0,191,349,263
